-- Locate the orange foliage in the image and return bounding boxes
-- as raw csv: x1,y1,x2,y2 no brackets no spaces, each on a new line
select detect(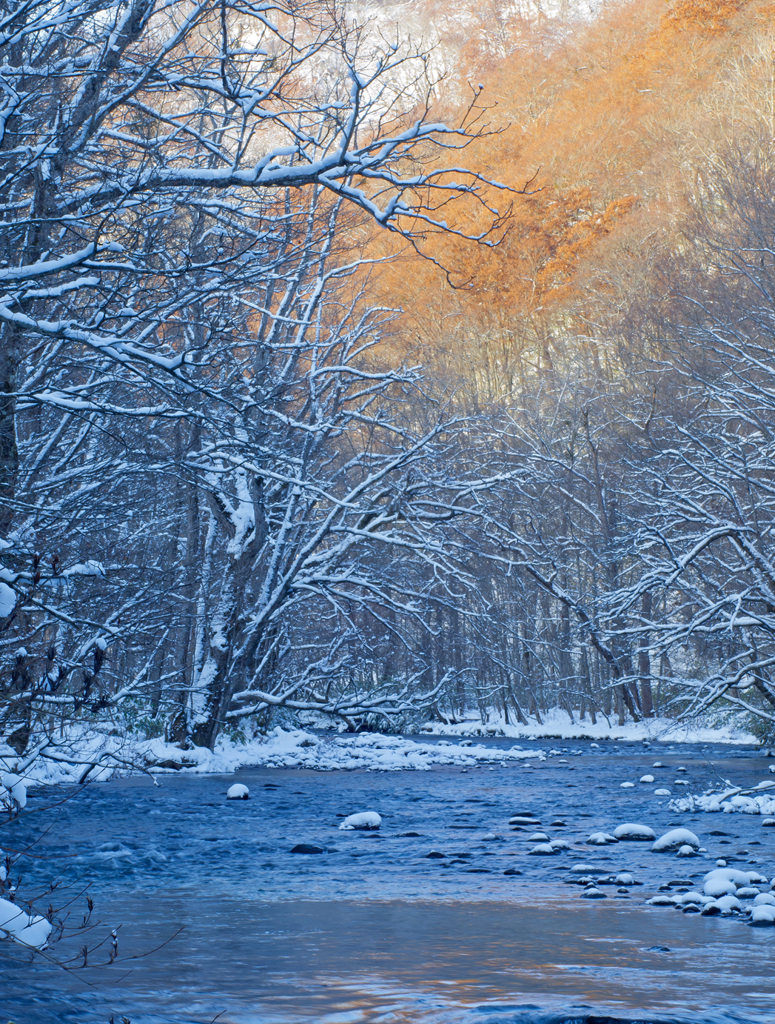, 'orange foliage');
364,0,775,390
